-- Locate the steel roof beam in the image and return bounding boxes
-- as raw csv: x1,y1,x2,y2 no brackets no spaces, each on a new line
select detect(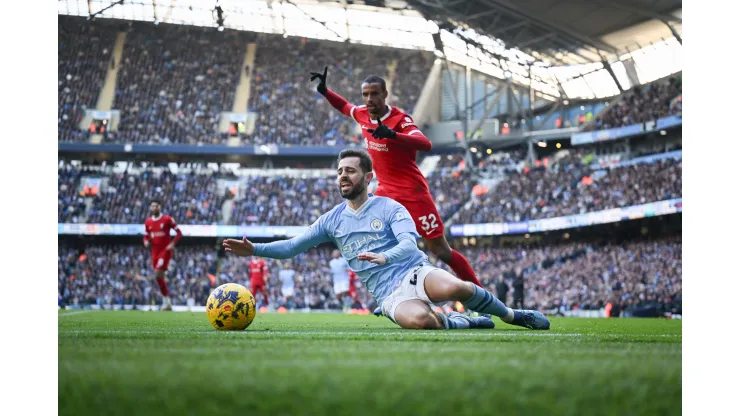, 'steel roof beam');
590,0,681,23
478,0,619,53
